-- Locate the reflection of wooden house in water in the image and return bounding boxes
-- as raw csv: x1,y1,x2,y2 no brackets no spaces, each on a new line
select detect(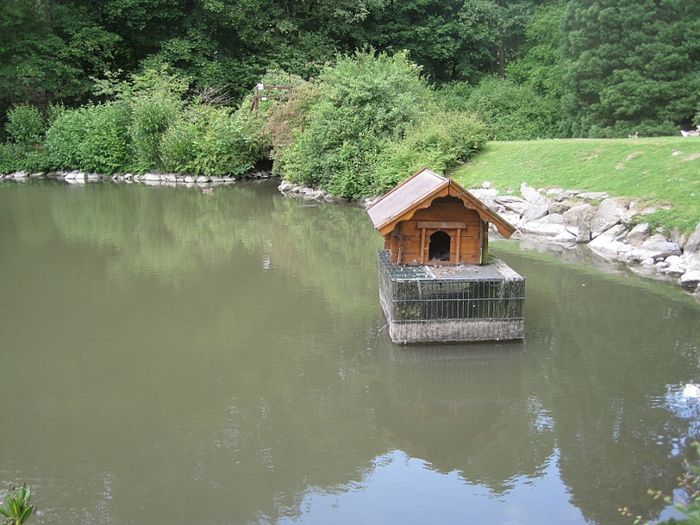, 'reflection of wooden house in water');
370,347,553,491
367,168,525,344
